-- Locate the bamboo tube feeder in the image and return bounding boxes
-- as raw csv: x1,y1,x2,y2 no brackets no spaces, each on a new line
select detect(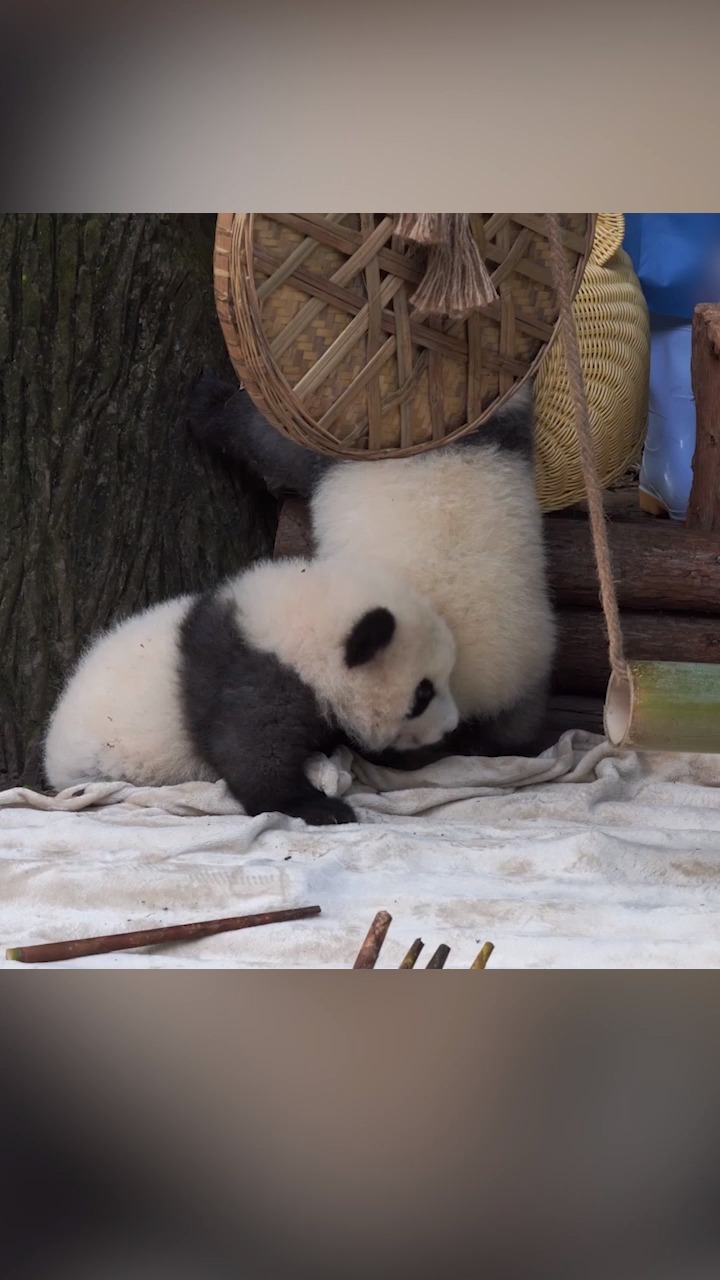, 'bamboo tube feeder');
605,662,720,753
